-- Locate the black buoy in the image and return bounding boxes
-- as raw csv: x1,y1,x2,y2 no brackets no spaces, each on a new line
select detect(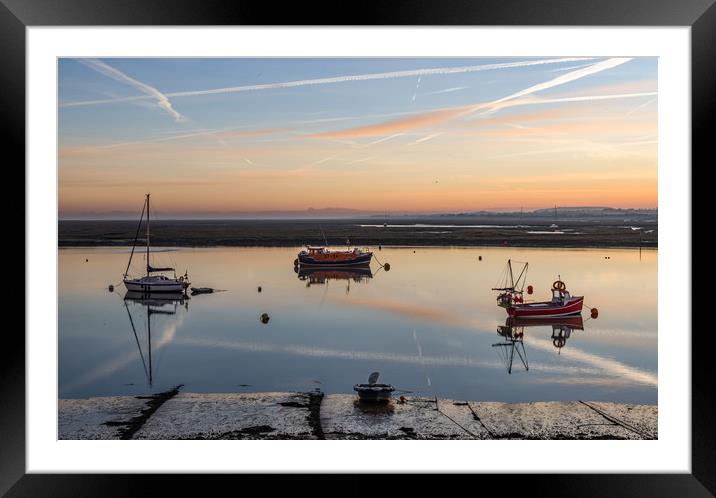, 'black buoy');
260,313,270,324
85,258,89,262
478,256,482,261
258,286,262,293
108,284,114,292
383,263,390,271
